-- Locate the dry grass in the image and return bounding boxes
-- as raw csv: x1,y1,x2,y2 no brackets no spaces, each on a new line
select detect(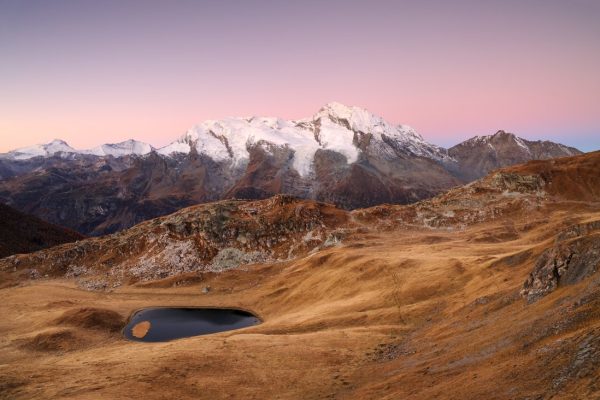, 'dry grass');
1,205,599,399
2,152,600,399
